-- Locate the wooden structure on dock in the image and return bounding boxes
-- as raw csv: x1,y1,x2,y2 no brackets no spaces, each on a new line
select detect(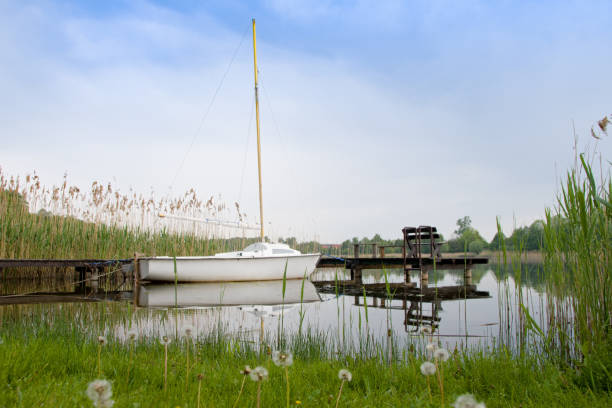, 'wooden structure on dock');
317,225,488,286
